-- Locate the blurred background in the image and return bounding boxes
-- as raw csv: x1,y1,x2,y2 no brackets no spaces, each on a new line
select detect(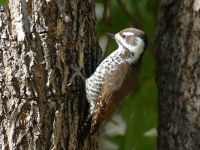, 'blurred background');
95,0,158,149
